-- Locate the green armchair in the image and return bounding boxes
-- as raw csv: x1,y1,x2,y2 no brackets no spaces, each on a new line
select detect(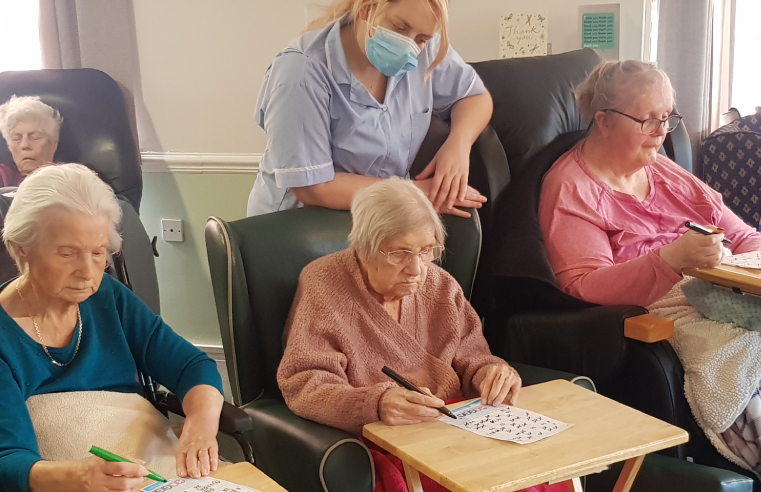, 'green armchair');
204,206,596,492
